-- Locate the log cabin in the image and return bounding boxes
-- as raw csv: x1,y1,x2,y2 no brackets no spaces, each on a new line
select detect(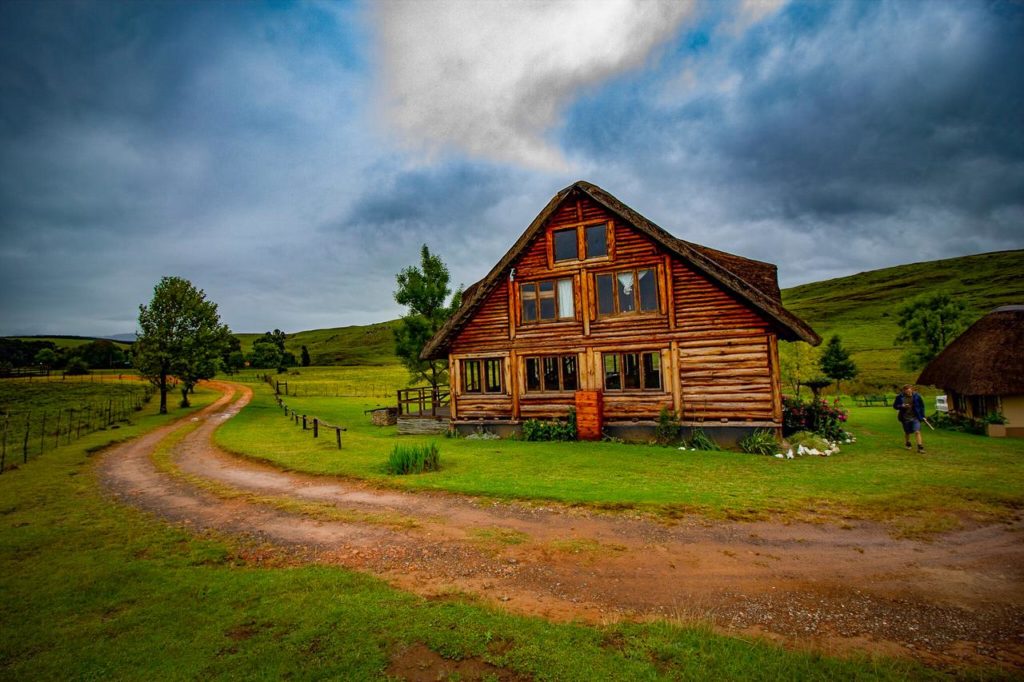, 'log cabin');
420,181,821,443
